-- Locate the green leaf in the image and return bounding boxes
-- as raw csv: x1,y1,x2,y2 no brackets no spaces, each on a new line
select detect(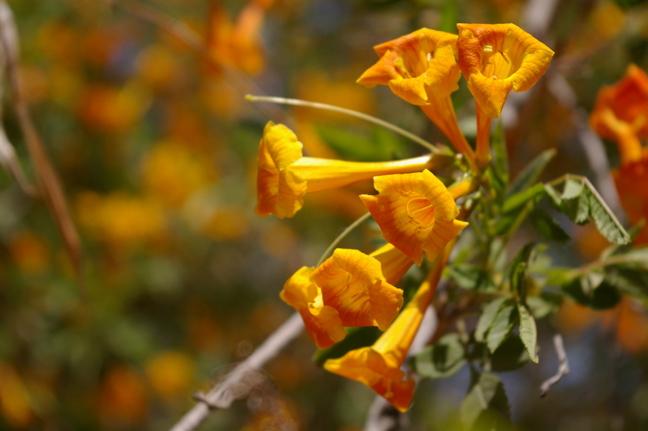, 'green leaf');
530,209,571,242
313,327,380,366
526,292,563,319
547,177,630,245
501,183,546,213
475,297,508,342
507,149,556,197
517,304,539,363
487,304,518,353
487,122,509,201
511,262,528,302
604,267,648,298
315,125,404,162
448,264,497,292
562,278,621,310
489,336,531,372
412,333,466,379
460,372,511,431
